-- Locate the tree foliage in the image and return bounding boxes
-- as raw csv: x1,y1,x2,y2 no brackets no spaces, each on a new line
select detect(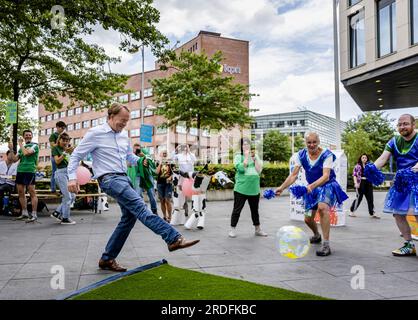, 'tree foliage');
151,50,256,155
263,130,292,163
342,111,395,169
